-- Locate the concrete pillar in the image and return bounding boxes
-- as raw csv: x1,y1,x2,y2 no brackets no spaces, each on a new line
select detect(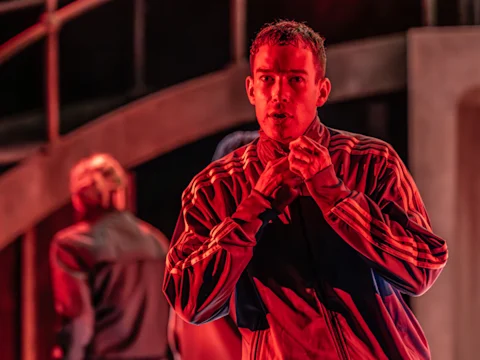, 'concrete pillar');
454,87,480,360
408,26,480,360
